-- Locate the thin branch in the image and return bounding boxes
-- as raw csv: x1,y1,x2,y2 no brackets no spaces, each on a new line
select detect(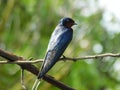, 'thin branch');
0,48,120,89
60,53,120,61
0,49,75,90
21,69,27,90
0,59,43,64
1,53,120,64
